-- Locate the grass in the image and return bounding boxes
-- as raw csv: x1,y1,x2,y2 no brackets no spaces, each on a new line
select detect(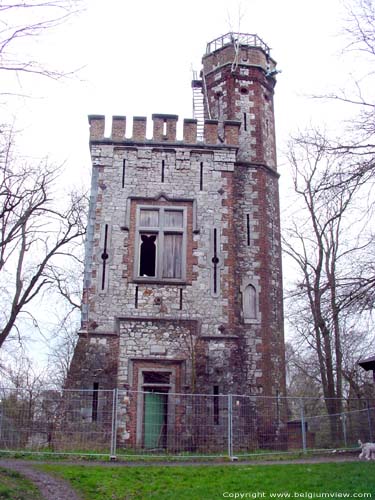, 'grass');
0,467,43,500
41,461,375,500
0,449,110,462
0,447,348,462
0,449,286,464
